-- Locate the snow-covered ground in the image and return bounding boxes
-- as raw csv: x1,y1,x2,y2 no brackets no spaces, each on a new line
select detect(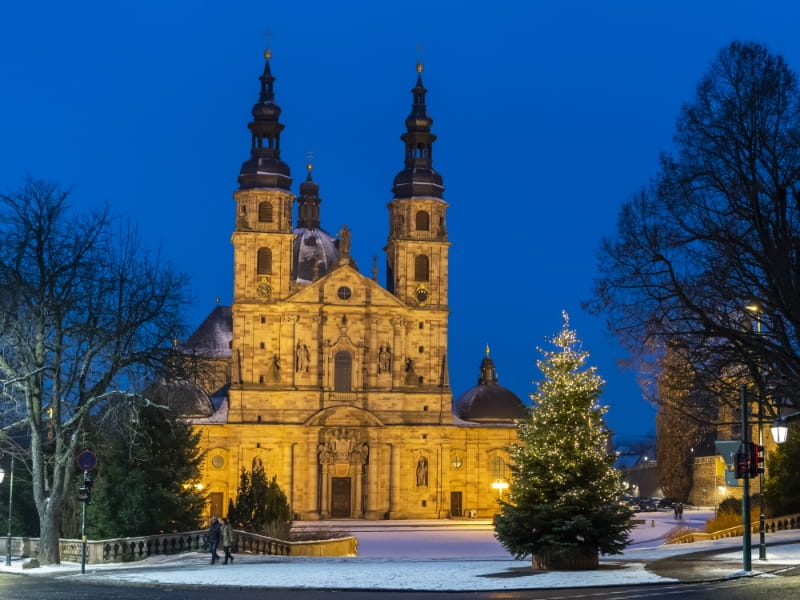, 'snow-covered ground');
2,509,799,591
